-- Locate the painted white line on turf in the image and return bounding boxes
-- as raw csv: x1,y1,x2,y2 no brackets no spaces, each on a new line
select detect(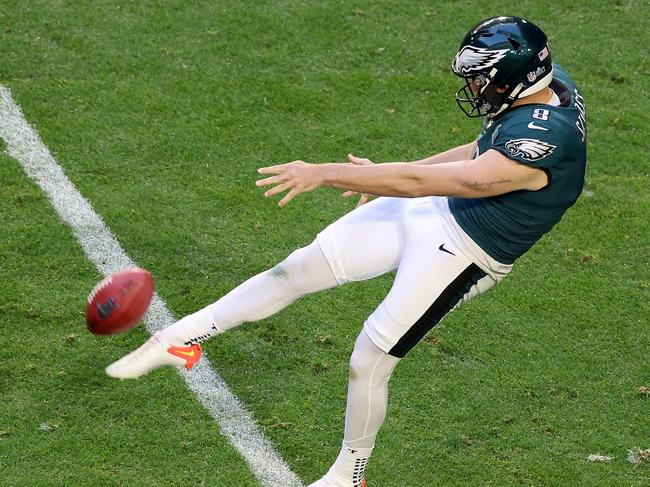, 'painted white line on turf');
0,85,303,487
